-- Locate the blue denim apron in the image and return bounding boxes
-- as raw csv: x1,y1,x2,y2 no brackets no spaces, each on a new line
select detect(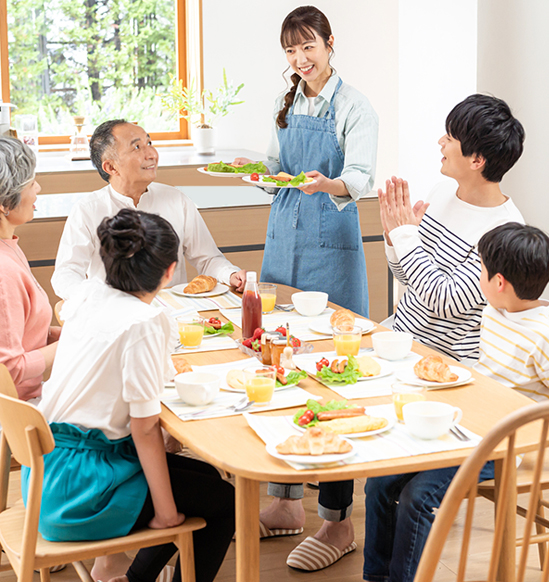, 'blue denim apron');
261,79,369,317
21,422,148,542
